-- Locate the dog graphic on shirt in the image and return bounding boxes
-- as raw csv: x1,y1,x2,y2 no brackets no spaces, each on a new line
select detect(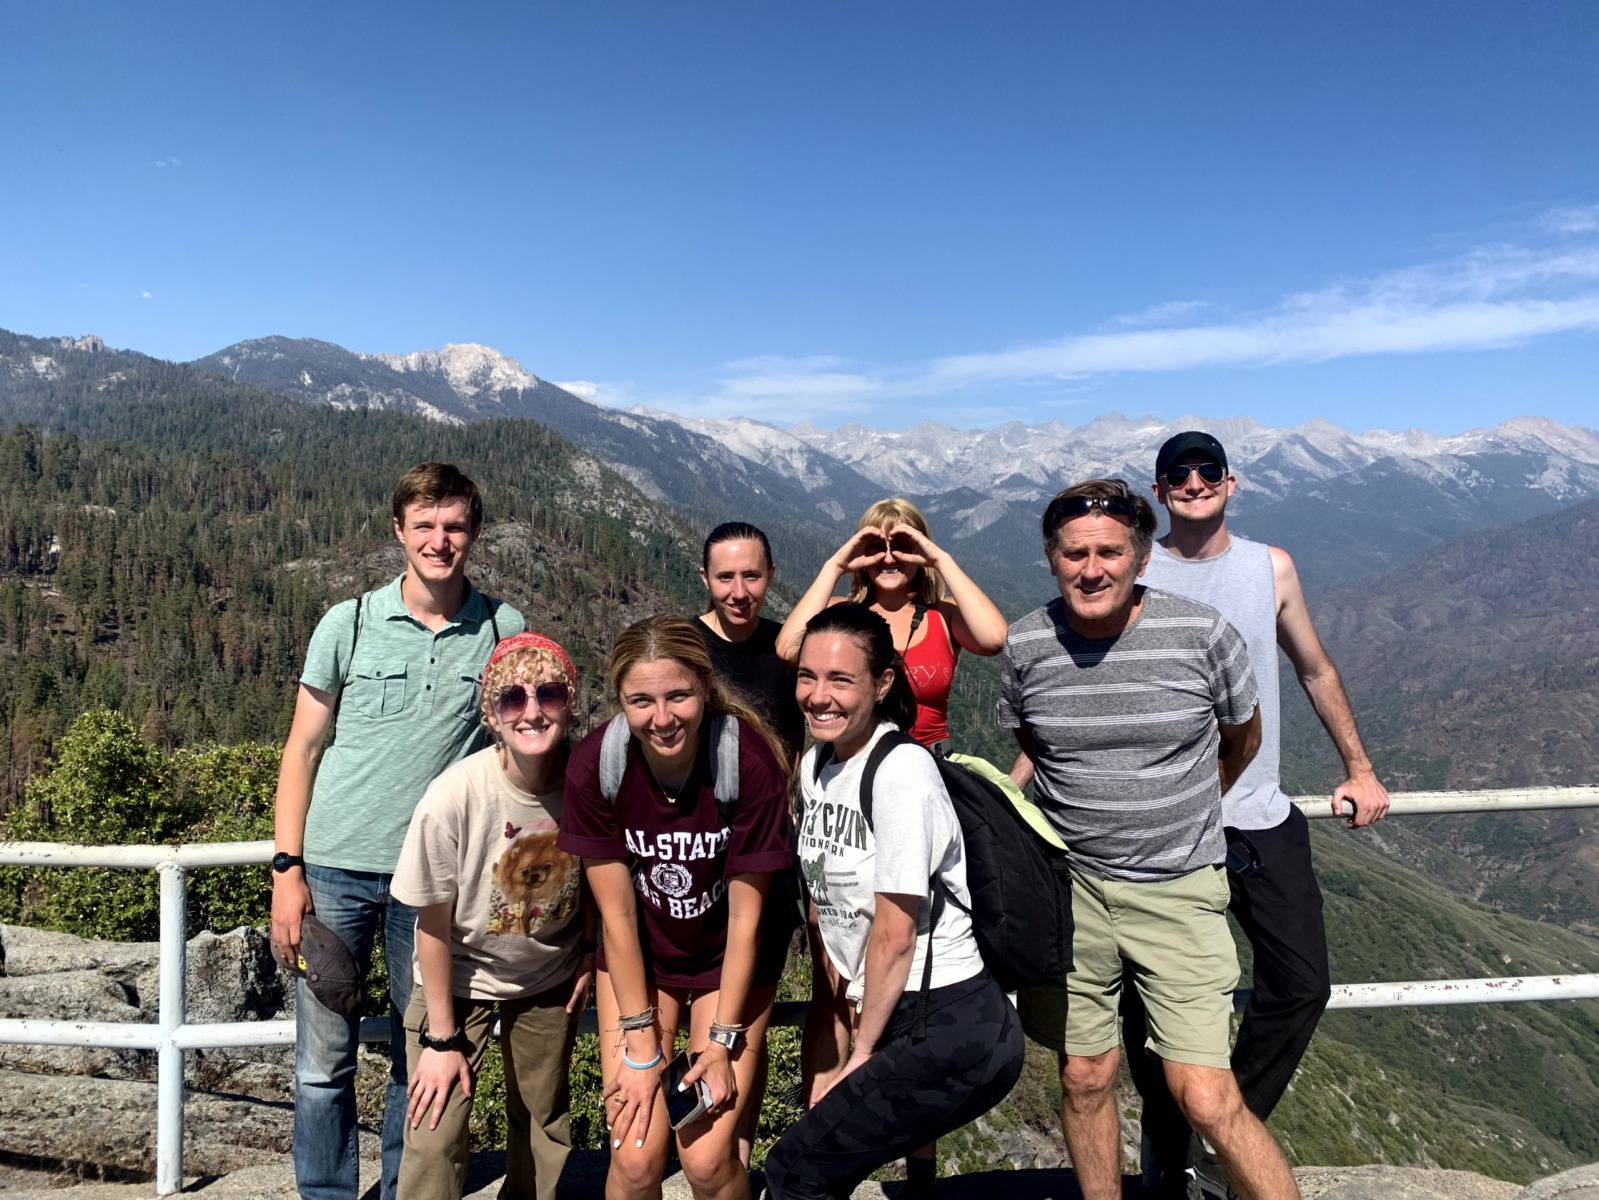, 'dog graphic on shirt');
490,824,579,937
